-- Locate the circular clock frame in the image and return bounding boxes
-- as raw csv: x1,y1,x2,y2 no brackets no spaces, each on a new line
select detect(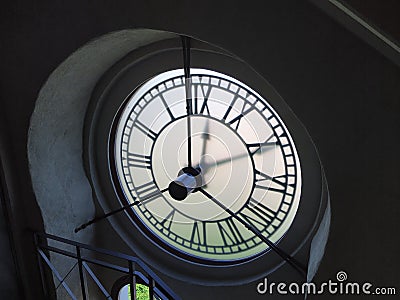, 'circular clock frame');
84,37,327,285
112,68,302,264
